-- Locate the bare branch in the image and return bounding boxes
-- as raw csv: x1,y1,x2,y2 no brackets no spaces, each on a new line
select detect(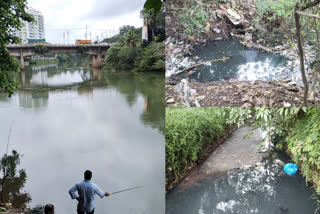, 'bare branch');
296,10,320,19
